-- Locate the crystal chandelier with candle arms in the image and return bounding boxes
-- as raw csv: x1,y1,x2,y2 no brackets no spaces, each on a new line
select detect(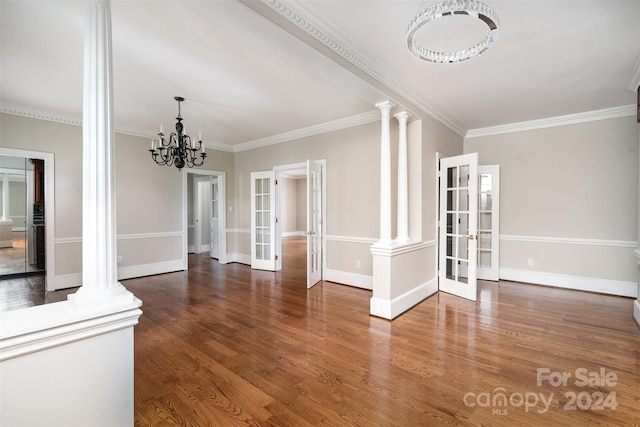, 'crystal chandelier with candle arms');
150,96,206,170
